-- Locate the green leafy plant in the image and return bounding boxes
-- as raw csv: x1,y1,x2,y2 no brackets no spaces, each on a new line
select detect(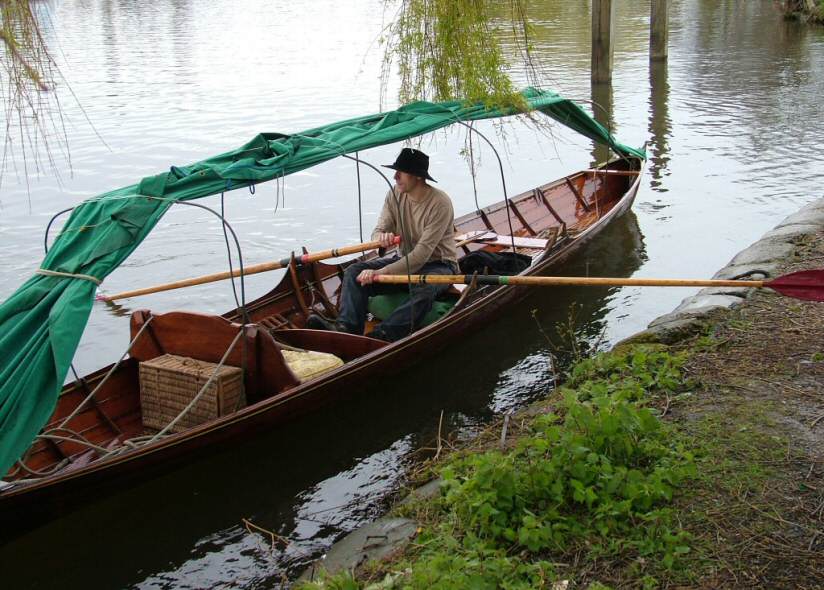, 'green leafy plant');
298,347,697,589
